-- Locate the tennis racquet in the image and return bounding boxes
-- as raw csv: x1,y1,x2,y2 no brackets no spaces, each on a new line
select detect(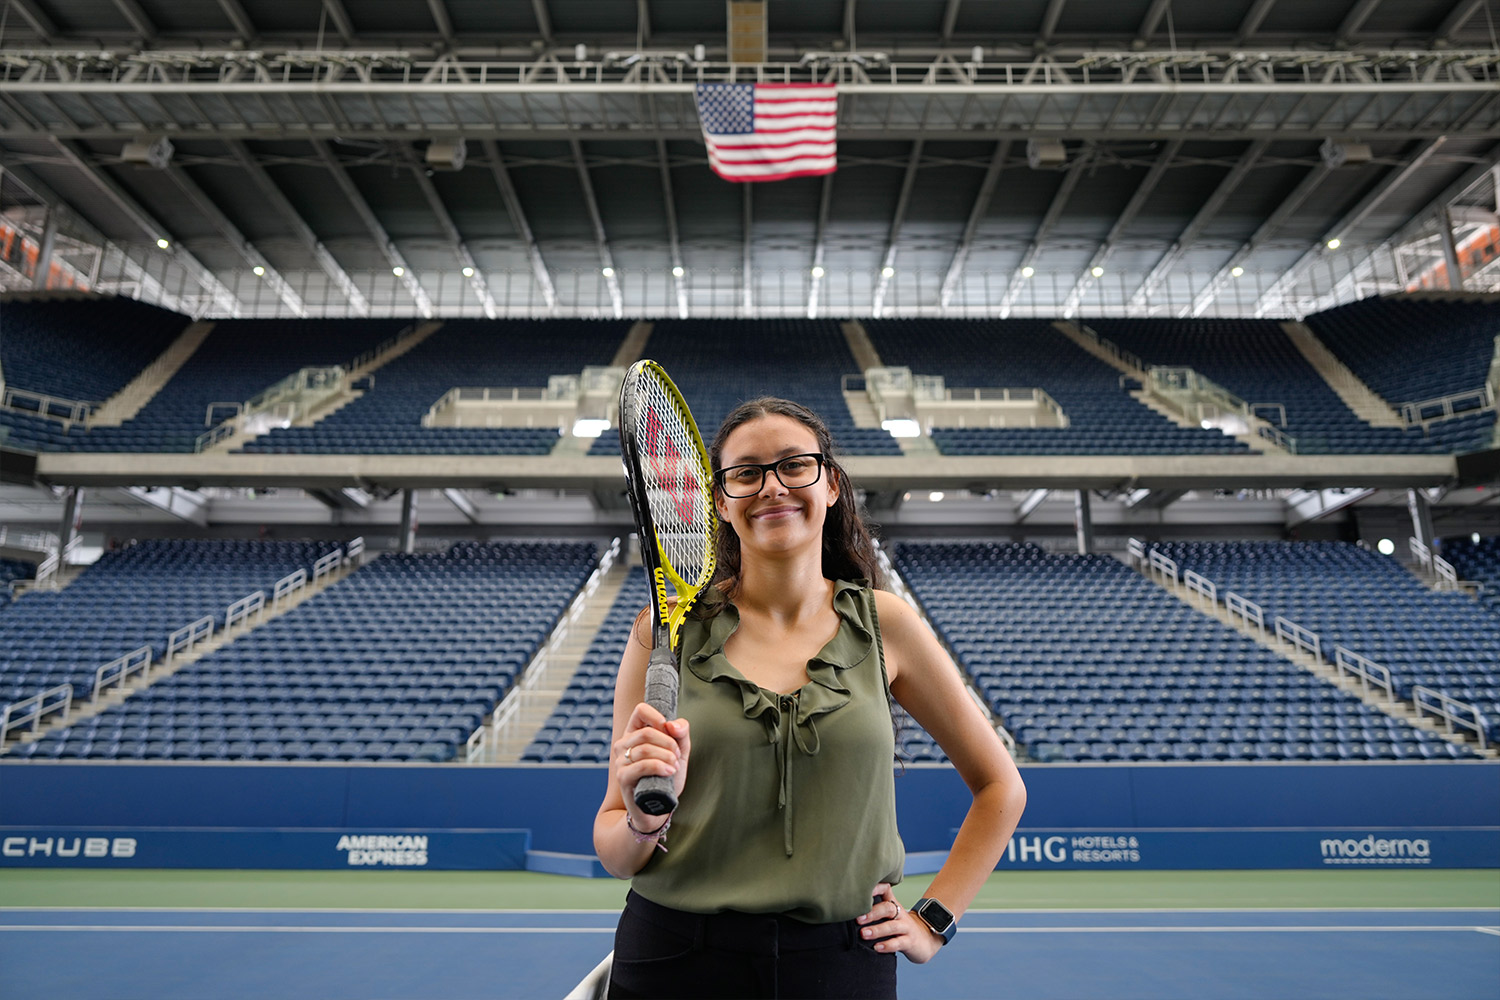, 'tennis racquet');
617,360,717,815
